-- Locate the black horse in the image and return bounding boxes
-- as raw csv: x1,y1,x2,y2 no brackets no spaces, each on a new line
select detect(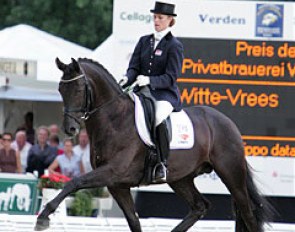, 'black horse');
35,58,274,232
